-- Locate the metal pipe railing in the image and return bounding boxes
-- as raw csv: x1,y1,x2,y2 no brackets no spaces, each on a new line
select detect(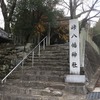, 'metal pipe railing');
1,36,47,84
